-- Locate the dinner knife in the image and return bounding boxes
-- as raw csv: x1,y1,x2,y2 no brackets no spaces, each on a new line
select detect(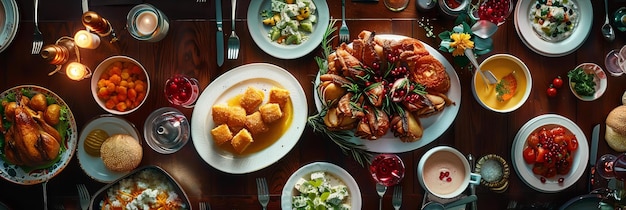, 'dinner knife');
589,124,600,191
216,0,224,67
468,154,477,210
